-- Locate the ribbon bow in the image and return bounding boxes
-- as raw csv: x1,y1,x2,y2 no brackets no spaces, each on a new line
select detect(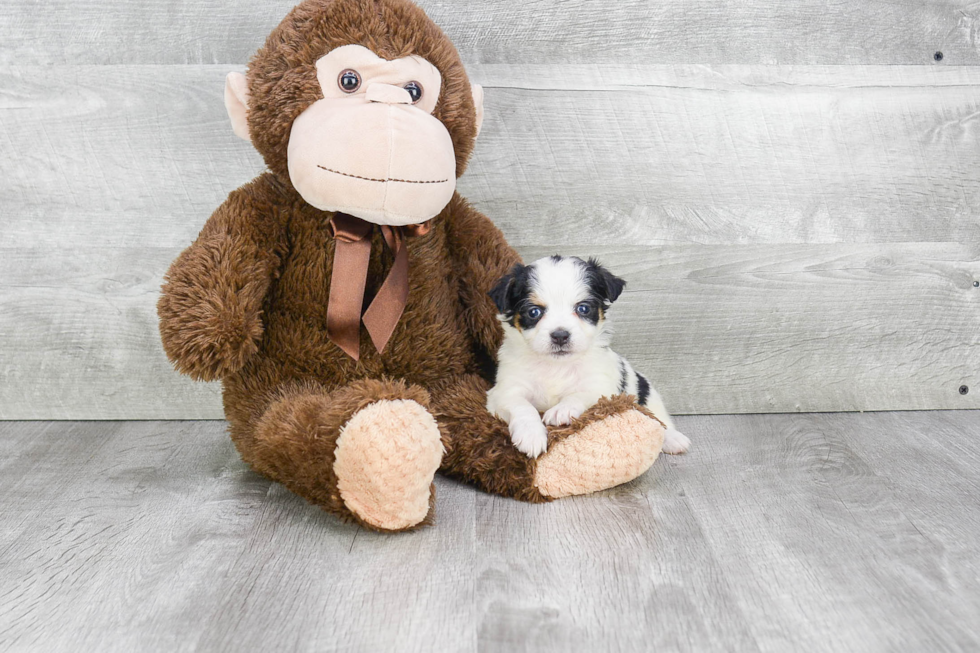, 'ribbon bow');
327,212,431,361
